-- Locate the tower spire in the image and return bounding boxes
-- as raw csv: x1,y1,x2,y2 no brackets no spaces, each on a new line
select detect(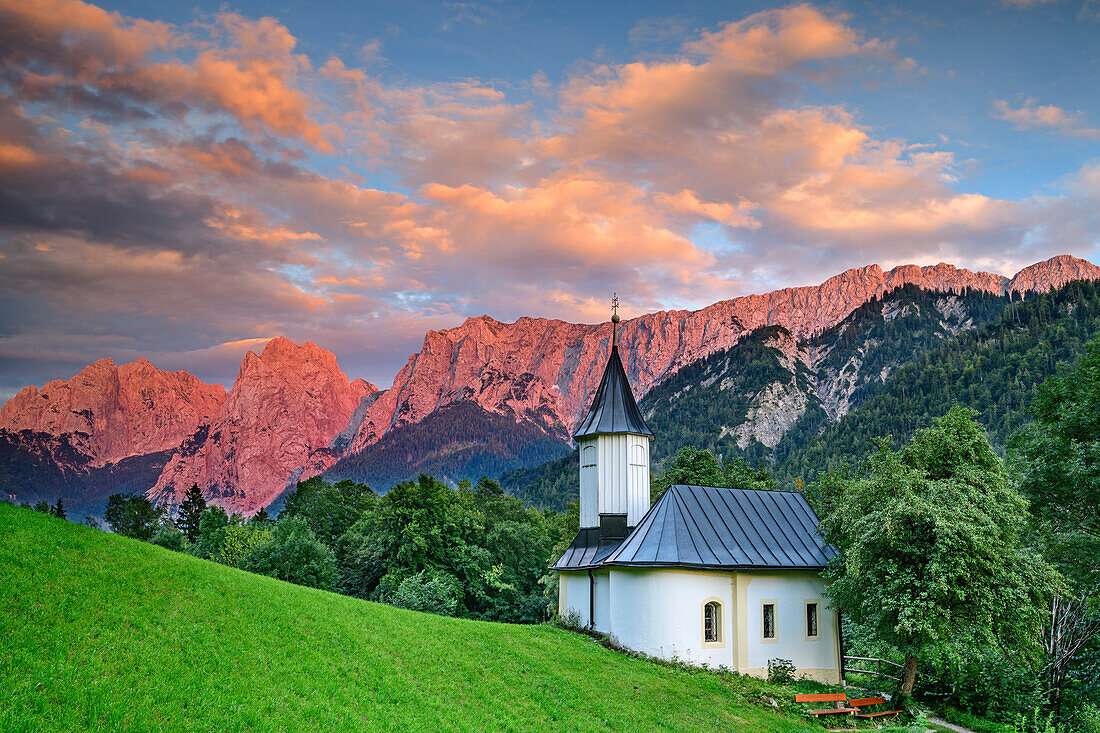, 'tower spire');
610,292,620,348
